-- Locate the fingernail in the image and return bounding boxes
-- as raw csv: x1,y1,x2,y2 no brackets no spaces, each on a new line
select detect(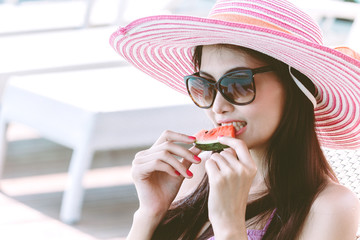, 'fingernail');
188,136,196,140
175,170,181,176
186,169,193,177
194,155,201,162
